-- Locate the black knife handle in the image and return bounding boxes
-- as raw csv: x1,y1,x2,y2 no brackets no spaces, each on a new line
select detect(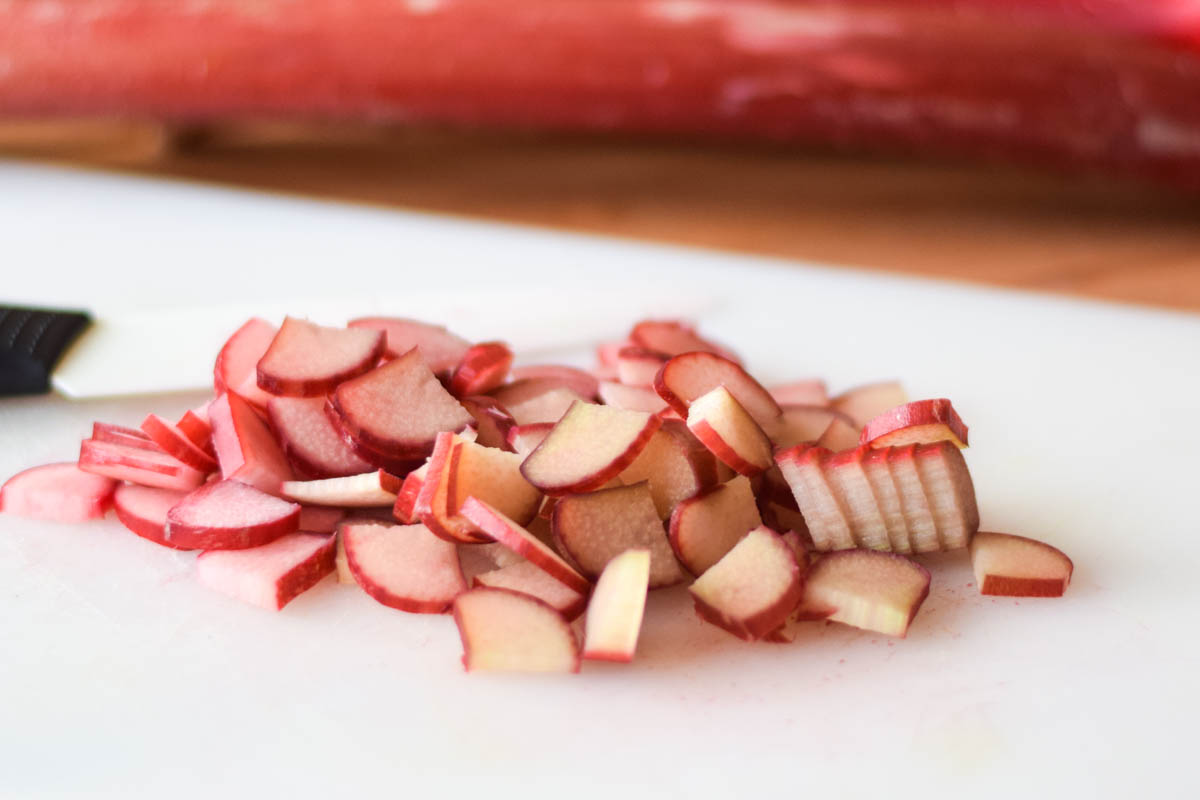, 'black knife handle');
0,305,91,396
